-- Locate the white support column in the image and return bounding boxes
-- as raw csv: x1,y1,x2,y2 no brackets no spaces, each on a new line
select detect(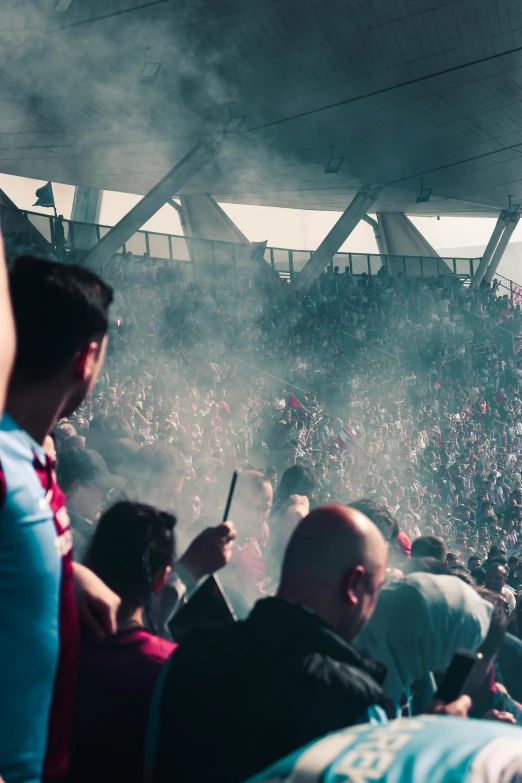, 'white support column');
71,186,102,224
470,214,506,290
362,214,387,256
70,186,102,251
483,214,520,283
295,184,381,290
83,137,221,270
